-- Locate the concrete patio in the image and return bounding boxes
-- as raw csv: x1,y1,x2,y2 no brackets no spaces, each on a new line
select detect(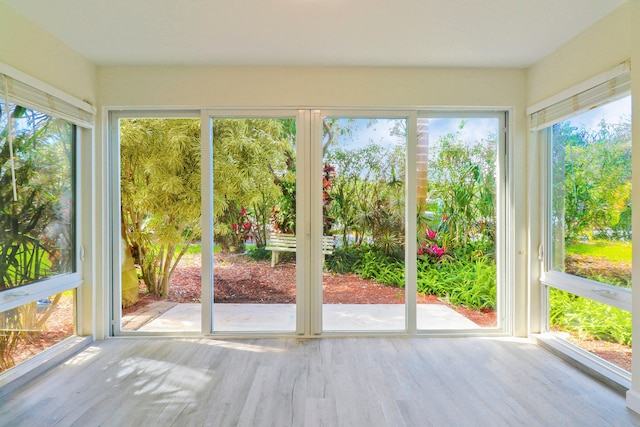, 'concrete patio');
124,303,481,332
